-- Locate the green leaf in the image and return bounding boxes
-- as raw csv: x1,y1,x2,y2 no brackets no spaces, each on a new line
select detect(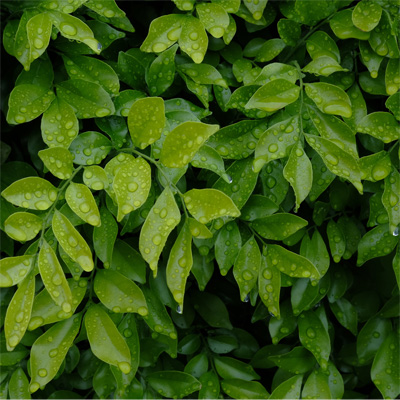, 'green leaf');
160,121,219,168
52,210,94,272
253,63,299,85
327,220,346,263
386,92,400,121
269,346,315,374
83,166,109,191
305,134,363,194
303,56,347,77
26,13,52,63
1,177,57,210
69,131,112,165
184,188,240,224
357,112,400,143
305,82,352,118
300,230,330,277
114,90,146,117
139,187,181,276
352,0,382,32
277,19,301,47
63,54,119,95
113,157,151,221
330,9,370,40
2,20,19,57
382,168,400,235
359,41,383,79
214,356,260,381
215,220,241,275
298,310,331,370
259,250,281,317
269,374,303,399
179,62,227,87
337,216,361,260
147,371,201,398
184,353,208,378
0,255,34,287
246,79,300,112
85,0,126,19
255,39,286,62
14,11,36,71
330,297,358,335
4,212,42,242
196,3,229,38
240,195,278,221
199,370,220,399
4,272,35,351
306,31,340,62
127,97,165,149
57,80,115,119
94,269,148,315
166,220,193,309
371,331,400,399
221,379,269,399
269,300,297,344
9,367,30,400
283,142,312,211
117,51,146,90
38,147,74,180
179,15,208,64
207,335,238,354
253,116,299,173
291,277,319,316
29,313,82,394
302,369,332,399
345,83,367,131
266,244,321,280
386,58,400,96
85,304,132,374
46,10,101,53
250,213,308,241
233,236,260,301
39,240,73,313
